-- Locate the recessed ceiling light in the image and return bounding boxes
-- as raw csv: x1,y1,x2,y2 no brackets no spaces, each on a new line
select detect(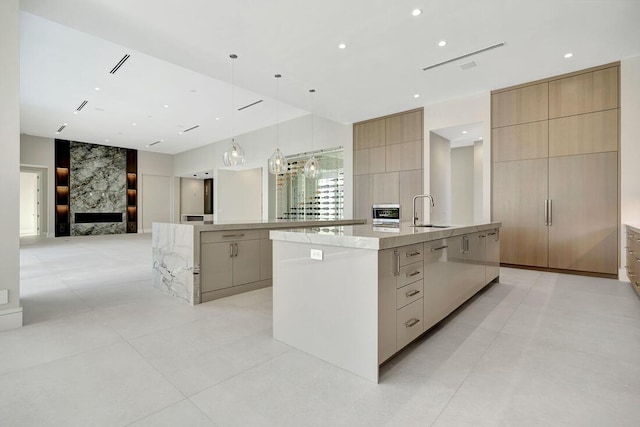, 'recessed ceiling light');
132,122,137,126
63,123,68,126
94,87,100,91
462,130,468,134
105,139,109,142
164,104,169,108
73,111,78,115
479,136,483,140
438,40,447,47
215,117,220,121
55,132,60,135
412,9,422,16
564,52,573,59
414,94,420,98
338,43,347,49
178,131,183,135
